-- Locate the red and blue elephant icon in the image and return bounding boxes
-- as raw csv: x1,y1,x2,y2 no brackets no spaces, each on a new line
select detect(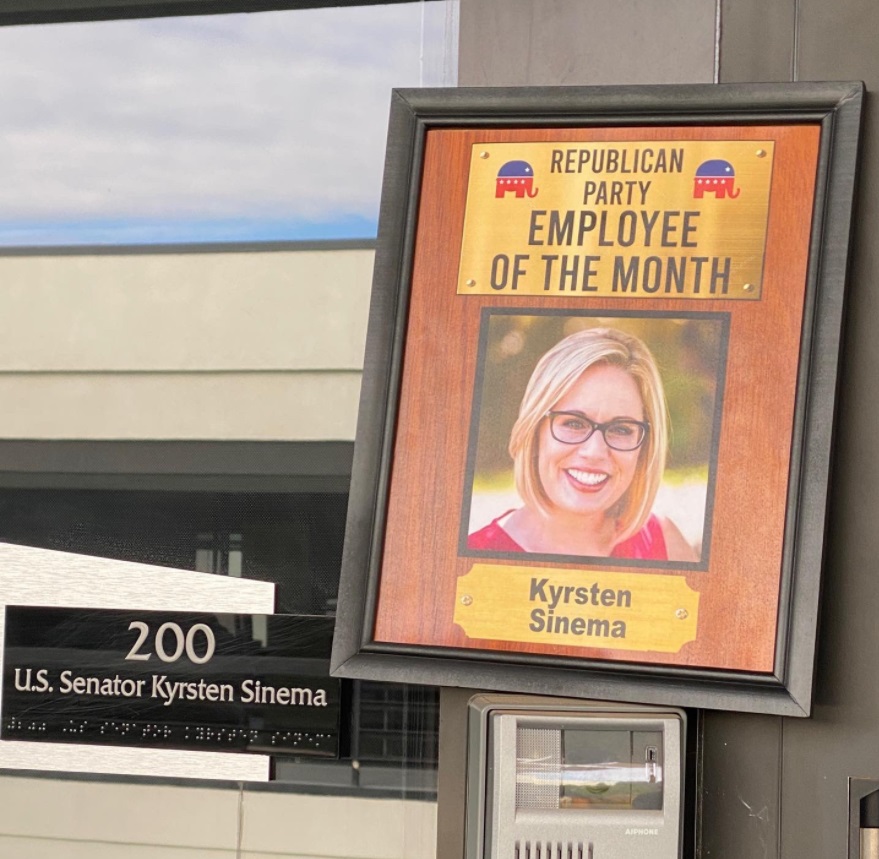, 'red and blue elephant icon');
493,156,741,200
693,159,741,199
495,160,538,198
